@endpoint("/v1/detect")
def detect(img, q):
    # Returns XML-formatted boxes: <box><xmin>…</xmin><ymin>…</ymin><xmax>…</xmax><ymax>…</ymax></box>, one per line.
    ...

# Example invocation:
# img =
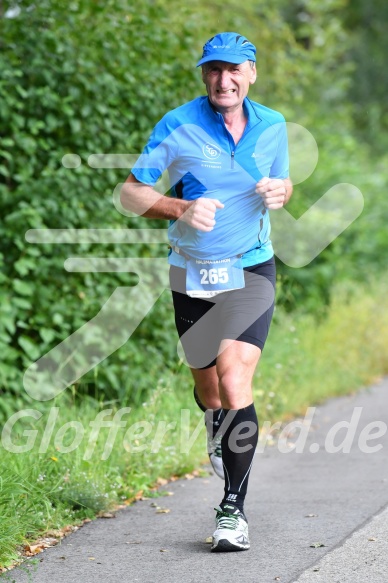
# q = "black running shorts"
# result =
<box><xmin>169</xmin><ymin>256</ymin><xmax>276</xmax><ymax>369</ymax></box>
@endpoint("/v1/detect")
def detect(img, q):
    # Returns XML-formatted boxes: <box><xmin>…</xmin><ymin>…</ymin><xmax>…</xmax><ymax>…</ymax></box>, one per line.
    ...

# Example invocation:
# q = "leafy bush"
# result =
<box><xmin>0</xmin><ymin>0</ymin><xmax>202</xmax><ymax>405</ymax></box>
<box><xmin>1</xmin><ymin>0</ymin><xmax>387</xmax><ymax>407</ymax></box>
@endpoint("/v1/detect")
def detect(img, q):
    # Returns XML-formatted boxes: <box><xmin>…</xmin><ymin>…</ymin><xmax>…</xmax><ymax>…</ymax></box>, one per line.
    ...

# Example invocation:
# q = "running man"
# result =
<box><xmin>121</xmin><ymin>31</ymin><xmax>293</xmax><ymax>552</ymax></box>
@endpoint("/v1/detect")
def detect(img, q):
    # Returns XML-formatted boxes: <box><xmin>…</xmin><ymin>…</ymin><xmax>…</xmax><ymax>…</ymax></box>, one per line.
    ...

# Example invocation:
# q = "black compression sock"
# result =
<box><xmin>220</xmin><ymin>403</ymin><xmax>258</xmax><ymax>514</ymax></box>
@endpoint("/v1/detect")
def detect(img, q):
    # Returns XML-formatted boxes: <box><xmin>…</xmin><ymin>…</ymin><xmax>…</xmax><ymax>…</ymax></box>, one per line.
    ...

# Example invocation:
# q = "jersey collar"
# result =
<box><xmin>205</xmin><ymin>96</ymin><xmax>262</xmax><ymax>129</ymax></box>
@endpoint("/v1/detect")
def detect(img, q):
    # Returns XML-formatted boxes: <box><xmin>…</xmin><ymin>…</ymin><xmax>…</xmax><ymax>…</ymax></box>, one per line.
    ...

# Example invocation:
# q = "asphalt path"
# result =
<box><xmin>4</xmin><ymin>379</ymin><xmax>388</xmax><ymax>583</ymax></box>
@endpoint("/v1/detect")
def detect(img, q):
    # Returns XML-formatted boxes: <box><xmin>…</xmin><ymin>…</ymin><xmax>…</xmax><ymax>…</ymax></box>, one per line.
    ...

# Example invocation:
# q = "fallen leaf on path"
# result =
<box><xmin>24</xmin><ymin>538</ymin><xmax>59</xmax><ymax>556</ymax></box>
<box><xmin>63</xmin><ymin>525</ymin><xmax>78</xmax><ymax>534</ymax></box>
<box><xmin>156</xmin><ymin>477</ymin><xmax>168</xmax><ymax>486</ymax></box>
<box><xmin>310</xmin><ymin>542</ymin><xmax>325</xmax><ymax>548</ymax></box>
<box><xmin>24</xmin><ymin>544</ymin><xmax>44</xmax><ymax>556</ymax></box>
<box><xmin>97</xmin><ymin>512</ymin><xmax>116</xmax><ymax>518</ymax></box>
<box><xmin>368</xmin><ymin>537</ymin><xmax>377</xmax><ymax>541</ymax></box>
<box><xmin>205</xmin><ymin>537</ymin><xmax>212</xmax><ymax>544</ymax></box>
<box><xmin>305</xmin><ymin>514</ymin><xmax>318</xmax><ymax>518</ymax></box>
<box><xmin>156</xmin><ymin>508</ymin><xmax>170</xmax><ymax>514</ymax></box>
<box><xmin>89</xmin><ymin>557</ymin><xmax>95</xmax><ymax>561</ymax></box>
<box><xmin>45</xmin><ymin>529</ymin><xmax>62</xmax><ymax>538</ymax></box>
<box><xmin>41</xmin><ymin>538</ymin><xmax>59</xmax><ymax>547</ymax></box>
<box><xmin>160</xmin><ymin>549</ymin><xmax>169</xmax><ymax>552</ymax></box>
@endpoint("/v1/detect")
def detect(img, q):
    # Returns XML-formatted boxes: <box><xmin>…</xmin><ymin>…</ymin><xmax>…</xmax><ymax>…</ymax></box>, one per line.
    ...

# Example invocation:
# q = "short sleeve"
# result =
<box><xmin>131</xmin><ymin>114</ymin><xmax>180</xmax><ymax>186</ymax></box>
<box><xmin>269</xmin><ymin>120</ymin><xmax>289</xmax><ymax>180</ymax></box>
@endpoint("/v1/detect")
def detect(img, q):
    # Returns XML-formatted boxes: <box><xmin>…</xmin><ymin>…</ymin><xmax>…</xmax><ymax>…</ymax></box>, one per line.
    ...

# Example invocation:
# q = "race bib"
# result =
<box><xmin>186</xmin><ymin>255</ymin><xmax>245</xmax><ymax>298</ymax></box>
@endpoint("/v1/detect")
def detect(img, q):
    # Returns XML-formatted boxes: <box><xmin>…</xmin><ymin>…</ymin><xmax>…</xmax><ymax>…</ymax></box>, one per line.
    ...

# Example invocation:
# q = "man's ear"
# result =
<box><xmin>201</xmin><ymin>67</ymin><xmax>207</xmax><ymax>84</ymax></box>
<box><xmin>249</xmin><ymin>65</ymin><xmax>257</xmax><ymax>85</ymax></box>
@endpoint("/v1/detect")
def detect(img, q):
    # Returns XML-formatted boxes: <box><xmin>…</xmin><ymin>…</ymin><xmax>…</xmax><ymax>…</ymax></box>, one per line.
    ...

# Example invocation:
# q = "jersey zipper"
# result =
<box><xmin>218</xmin><ymin>115</ymin><xmax>256</xmax><ymax>169</ymax></box>
<box><xmin>216</xmin><ymin>112</ymin><xmax>237</xmax><ymax>169</ymax></box>
<box><xmin>228</xmin><ymin>121</ymin><xmax>258</xmax><ymax>166</ymax></box>
<box><xmin>215</xmin><ymin>105</ymin><xmax>259</xmax><ymax>168</ymax></box>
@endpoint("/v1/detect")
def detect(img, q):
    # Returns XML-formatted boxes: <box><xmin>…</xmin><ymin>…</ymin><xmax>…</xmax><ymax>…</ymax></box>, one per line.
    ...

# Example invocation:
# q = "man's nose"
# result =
<box><xmin>218</xmin><ymin>70</ymin><xmax>231</xmax><ymax>89</ymax></box>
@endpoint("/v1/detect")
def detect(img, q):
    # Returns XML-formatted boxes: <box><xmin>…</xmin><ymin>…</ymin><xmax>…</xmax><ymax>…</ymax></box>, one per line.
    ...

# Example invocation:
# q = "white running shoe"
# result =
<box><xmin>211</xmin><ymin>504</ymin><xmax>250</xmax><ymax>552</ymax></box>
<box><xmin>207</xmin><ymin>434</ymin><xmax>224</xmax><ymax>479</ymax></box>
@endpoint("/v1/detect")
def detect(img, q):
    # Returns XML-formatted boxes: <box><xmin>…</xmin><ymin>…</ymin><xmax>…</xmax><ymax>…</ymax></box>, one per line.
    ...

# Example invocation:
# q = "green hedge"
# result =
<box><xmin>1</xmin><ymin>0</ymin><xmax>387</xmax><ymax>412</ymax></box>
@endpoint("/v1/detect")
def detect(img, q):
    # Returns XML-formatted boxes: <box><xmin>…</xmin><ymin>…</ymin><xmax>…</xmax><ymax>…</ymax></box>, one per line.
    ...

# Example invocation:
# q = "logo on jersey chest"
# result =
<box><xmin>203</xmin><ymin>142</ymin><xmax>221</xmax><ymax>160</ymax></box>
<box><xmin>201</xmin><ymin>142</ymin><xmax>222</xmax><ymax>169</ymax></box>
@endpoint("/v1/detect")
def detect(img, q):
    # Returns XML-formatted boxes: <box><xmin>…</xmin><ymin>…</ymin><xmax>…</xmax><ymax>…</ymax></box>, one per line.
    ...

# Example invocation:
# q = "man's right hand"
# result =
<box><xmin>180</xmin><ymin>198</ymin><xmax>224</xmax><ymax>232</ymax></box>
<box><xmin>121</xmin><ymin>176</ymin><xmax>224</xmax><ymax>229</ymax></box>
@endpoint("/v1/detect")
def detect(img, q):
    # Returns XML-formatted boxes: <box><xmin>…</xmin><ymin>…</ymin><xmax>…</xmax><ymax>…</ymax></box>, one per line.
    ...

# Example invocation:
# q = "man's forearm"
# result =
<box><xmin>120</xmin><ymin>176</ymin><xmax>190</xmax><ymax>220</ymax></box>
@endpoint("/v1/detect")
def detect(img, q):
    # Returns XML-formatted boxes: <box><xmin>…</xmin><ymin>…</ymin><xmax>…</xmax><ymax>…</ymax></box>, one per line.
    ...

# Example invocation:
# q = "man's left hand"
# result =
<box><xmin>256</xmin><ymin>177</ymin><xmax>287</xmax><ymax>209</ymax></box>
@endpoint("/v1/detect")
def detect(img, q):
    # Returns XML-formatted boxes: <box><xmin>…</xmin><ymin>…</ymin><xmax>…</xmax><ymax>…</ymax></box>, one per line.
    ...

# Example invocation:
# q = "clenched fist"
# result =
<box><xmin>256</xmin><ymin>177</ymin><xmax>287</xmax><ymax>210</ymax></box>
<box><xmin>180</xmin><ymin>197</ymin><xmax>224</xmax><ymax>232</ymax></box>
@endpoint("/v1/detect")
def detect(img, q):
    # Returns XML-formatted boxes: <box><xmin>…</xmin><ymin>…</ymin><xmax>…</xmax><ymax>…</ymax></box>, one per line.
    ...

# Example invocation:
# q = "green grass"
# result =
<box><xmin>255</xmin><ymin>279</ymin><xmax>388</xmax><ymax>420</ymax></box>
<box><xmin>1</xmin><ymin>280</ymin><xmax>388</xmax><ymax>571</ymax></box>
<box><xmin>0</xmin><ymin>382</ymin><xmax>206</xmax><ymax>571</ymax></box>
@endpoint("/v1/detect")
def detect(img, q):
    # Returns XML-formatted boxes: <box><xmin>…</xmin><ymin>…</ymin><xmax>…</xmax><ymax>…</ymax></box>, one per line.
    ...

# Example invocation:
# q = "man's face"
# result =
<box><xmin>201</xmin><ymin>60</ymin><xmax>257</xmax><ymax>113</ymax></box>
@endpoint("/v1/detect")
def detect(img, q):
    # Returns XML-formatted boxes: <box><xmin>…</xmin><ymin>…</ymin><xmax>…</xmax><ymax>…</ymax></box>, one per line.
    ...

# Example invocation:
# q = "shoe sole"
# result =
<box><xmin>211</xmin><ymin>539</ymin><xmax>250</xmax><ymax>552</ymax></box>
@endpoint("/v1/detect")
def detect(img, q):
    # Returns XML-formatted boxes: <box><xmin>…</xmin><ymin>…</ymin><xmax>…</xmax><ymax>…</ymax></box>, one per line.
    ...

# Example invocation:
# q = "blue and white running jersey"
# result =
<box><xmin>131</xmin><ymin>96</ymin><xmax>289</xmax><ymax>268</ymax></box>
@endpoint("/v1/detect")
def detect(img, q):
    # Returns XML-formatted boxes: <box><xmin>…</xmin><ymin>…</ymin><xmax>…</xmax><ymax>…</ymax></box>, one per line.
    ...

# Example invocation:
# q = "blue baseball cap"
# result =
<box><xmin>196</xmin><ymin>32</ymin><xmax>256</xmax><ymax>67</ymax></box>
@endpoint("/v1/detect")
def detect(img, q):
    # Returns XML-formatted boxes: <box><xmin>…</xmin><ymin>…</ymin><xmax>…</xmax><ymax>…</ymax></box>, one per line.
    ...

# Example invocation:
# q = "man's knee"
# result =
<box><xmin>218</xmin><ymin>369</ymin><xmax>247</xmax><ymax>393</ymax></box>
<box><xmin>217</xmin><ymin>361</ymin><xmax>257</xmax><ymax>409</ymax></box>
